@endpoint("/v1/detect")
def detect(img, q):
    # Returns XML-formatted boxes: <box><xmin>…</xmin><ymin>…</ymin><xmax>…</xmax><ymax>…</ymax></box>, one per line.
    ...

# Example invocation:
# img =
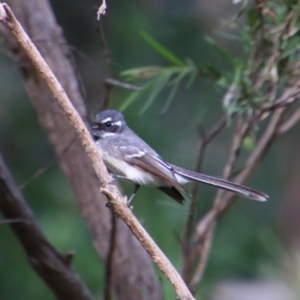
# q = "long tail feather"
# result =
<box><xmin>172</xmin><ymin>165</ymin><xmax>268</xmax><ymax>201</ymax></box>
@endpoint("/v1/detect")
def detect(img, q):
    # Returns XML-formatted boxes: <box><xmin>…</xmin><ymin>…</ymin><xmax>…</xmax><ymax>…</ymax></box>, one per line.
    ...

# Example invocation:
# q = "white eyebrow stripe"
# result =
<box><xmin>114</xmin><ymin>120</ymin><xmax>122</xmax><ymax>126</ymax></box>
<box><xmin>101</xmin><ymin>117</ymin><xmax>112</xmax><ymax>123</ymax></box>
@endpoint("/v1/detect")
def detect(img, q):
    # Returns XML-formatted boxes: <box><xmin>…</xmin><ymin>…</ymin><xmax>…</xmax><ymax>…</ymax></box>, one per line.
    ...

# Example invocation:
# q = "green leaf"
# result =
<box><xmin>217</xmin><ymin>75</ymin><xmax>229</xmax><ymax>88</ymax></box>
<box><xmin>186</xmin><ymin>71</ymin><xmax>197</xmax><ymax>88</ymax></box>
<box><xmin>119</xmin><ymin>82</ymin><xmax>154</xmax><ymax>111</ymax></box>
<box><xmin>167</xmin><ymin>68</ymin><xmax>191</xmax><ymax>85</ymax></box>
<box><xmin>185</xmin><ymin>57</ymin><xmax>196</xmax><ymax>67</ymax></box>
<box><xmin>247</xmin><ymin>6</ymin><xmax>259</xmax><ymax>28</ymax></box>
<box><xmin>204</xmin><ymin>35</ymin><xmax>234</xmax><ymax>64</ymax></box>
<box><xmin>120</xmin><ymin>66</ymin><xmax>165</xmax><ymax>79</ymax></box>
<box><xmin>140</xmin><ymin>31</ymin><xmax>185</xmax><ymax>66</ymax></box>
<box><xmin>198</xmin><ymin>66</ymin><xmax>222</xmax><ymax>80</ymax></box>
<box><xmin>243</xmin><ymin>136</ymin><xmax>255</xmax><ymax>151</ymax></box>
<box><xmin>215</xmin><ymin>31</ymin><xmax>244</xmax><ymax>41</ymax></box>
<box><xmin>161</xmin><ymin>81</ymin><xmax>180</xmax><ymax>113</ymax></box>
<box><xmin>139</xmin><ymin>71</ymin><xmax>173</xmax><ymax>114</ymax></box>
<box><xmin>221</xmin><ymin>0</ymin><xmax>249</xmax><ymax>28</ymax></box>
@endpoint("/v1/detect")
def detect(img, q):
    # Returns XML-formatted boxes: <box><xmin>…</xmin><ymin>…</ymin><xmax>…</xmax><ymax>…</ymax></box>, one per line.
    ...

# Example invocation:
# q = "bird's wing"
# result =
<box><xmin>119</xmin><ymin>145</ymin><xmax>189</xmax><ymax>195</ymax></box>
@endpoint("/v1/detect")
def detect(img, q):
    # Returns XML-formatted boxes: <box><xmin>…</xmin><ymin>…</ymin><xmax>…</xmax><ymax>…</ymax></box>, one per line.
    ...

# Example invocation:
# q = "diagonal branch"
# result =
<box><xmin>195</xmin><ymin>107</ymin><xmax>289</xmax><ymax>241</ymax></box>
<box><xmin>190</xmin><ymin>224</ymin><xmax>214</xmax><ymax>293</ymax></box>
<box><xmin>0</xmin><ymin>153</ymin><xmax>95</xmax><ymax>300</ymax></box>
<box><xmin>182</xmin><ymin>116</ymin><xmax>226</xmax><ymax>283</ymax></box>
<box><xmin>0</xmin><ymin>3</ymin><xmax>194</xmax><ymax>299</ymax></box>
<box><xmin>0</xmin><ymin>0</ymin><xmax>162</xmax><ymax>298</ymax></box>
<box><xmin>279</xmin><ymin>107</ymin><xmax>300</xmax><ymax>134</ymax></box>
<box><xmin>185</xmin><ymin>117</ymin><xmax>253</xmax><ymax>292</ymax></box>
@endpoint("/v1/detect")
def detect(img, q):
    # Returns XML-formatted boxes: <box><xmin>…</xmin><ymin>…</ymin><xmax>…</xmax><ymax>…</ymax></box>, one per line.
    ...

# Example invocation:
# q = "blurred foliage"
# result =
<box><xmin>1</xmin><ymin>0</ymin><xmax>300</xmax><ymax>299</ymax></box>
<box><xmin>120</xmin><ymin>0</ymin><xmax>300</xmax><ymax>122</ymax></box>
<box><xmin>120</xmin><ymin>31</ymin><xmax>221</xmax><ymax>114</ymax></box>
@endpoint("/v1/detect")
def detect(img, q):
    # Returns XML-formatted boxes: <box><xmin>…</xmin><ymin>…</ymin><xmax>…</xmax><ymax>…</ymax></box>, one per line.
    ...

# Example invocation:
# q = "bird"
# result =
<box><xmin>91</xmin><ymin>110</ymin><xmax>268</xmax><ymax>204</ymax></box>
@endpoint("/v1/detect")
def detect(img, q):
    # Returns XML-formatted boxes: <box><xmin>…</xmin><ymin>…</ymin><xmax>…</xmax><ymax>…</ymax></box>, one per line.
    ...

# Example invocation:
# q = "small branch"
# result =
<box><xmin>182</xmin><ymin>116</ymin><xmax>226</xmax><ymax>283</ymax></box>
<box><xmin>0</xmin><ymin>4</ymin><xmax>194</xmax><ymax>299</ymax></box>
<box><xmin>219</xmin><ymin>118</ymin><xmax>250</xmax><ymax>186</ymax></box>
<box><xmin>104</xmin><ymin>210</ymin><xmax>117</xmax><ymax>300</ymax></box>
<box><xmin>104</xmin><ymin>78</ymin><xmax>142</xmax><ymax>91</ymax></box>
<box><xmin>186</xmin><ymin>3</ymin><xmax>300</xmax><ymax>291</ymax></box>
<box><xmin>97</xmin><ymin>0</ymin><xmax>107</xmax><ymax>20</ymax></box>
<box><xmin>102</xmin><ymin>78</ymin><xmax>142</xmax><ymax>110</ymax></box>
<box><xmin>186</xmin><ymin>118</ymin><xmax>251</xmax><ymax>292</ymax></box>
<box><xmin>190</xmin><ymin>226</ymin><xmax>214</xmax><ymax>294</ymax></box>
<box><xmin>18</xmin><ymin>158</ymin><xmax>55</xmax><ymax>189</ymax></box>
<box><xmin>19</xmin><ymin>135</ymin><xmax>77</xmax><ymax>189</ymax></box>
<box><xmin>261</xmin><ymin>95</ymin><xmax>299</xmax><ymax>114</ymax></box>
<box><xmin>100</xmin><ymin>186</ymin><xmax>195</xmax><ymax>300</ymax></box>
<box><xmin>97</xmin><ymin>22</ymin><xmax>112</xmax><ymax>110</ymax></box>
<box><xmin>195</xmin><ymin>107</ymin><xmax>289</xmax><ymax>240</ymax></box>
<box><xmin>0</xmin><ymin>217</ymin><xmax>30</xmax><ymax>224</ymax></box>
<box><xmin>192</xmin><ymin>116</ymin><xmax>228</xmax><ymax>199</ymax></box>
<box><xmin>0</xmin><ymin>153</ymin><xmax>95</xmax><ymax>300</ymax></box>
<box><xmin>0</xmin><ymin>44</ymin><xmax>14</xmax><ymax>59</ymax></box>
<box><xmin>279</xmin><ymin>107</ymin><xmax>300</xmax><ymax>134</ymax></box>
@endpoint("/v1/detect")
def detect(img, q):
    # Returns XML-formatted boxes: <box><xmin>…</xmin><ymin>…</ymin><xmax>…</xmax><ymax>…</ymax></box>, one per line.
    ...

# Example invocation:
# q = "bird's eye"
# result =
<box><xmin>105</xmin><ymin>121</ymin><xmax>112</xmax><ymax>127</ymax></box>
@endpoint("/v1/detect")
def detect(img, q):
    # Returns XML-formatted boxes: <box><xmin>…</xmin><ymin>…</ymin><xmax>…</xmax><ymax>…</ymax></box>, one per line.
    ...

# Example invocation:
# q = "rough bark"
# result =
<box><xmin>0</xmin><ymin>1</ymin><xmax>162</xmax><ymax>299</ymax></box>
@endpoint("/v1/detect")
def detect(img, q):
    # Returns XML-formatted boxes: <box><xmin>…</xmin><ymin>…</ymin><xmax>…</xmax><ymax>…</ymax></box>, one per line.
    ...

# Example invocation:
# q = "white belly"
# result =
<box><xmin>96</xmin><ymin>141</ymin><xmax>163</xmax><ymax>186</ymax></box>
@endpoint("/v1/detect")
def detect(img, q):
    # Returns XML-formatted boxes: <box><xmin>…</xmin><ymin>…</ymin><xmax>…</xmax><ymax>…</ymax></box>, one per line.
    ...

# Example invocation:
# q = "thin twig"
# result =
<box><xmin>192</xmin><ymin>116</ymin><xmax>228</xmax><ymax>200</ymax></box>
<box><xmin>190</xmin><ymin>225</ymin><xmax>214</xmax><ymax>294</ymax></box>
<box><xmin>279</xmin><ymin>107</ymin><xmax>300</xmax><ymax>134</ymax></box>
<box><xmin>19</xmin><ymin>159</ymin><xmax>56</xmax><ymax>189</ymax></box>
<box><xmin>185</xmin><ymin>3</ymin><xmax>300</xmax><ymax>291</ymax></box>
<box><xmin>212</xmin><ymin>118</ymin><xmax>252</xmax><ymax>206</ymax></box>
<box><xmin>182</xmin><ymin>116</ymin><xmax>226</xmax><ymax>283</ymax></box>
<box><xmin>101</xmin><ymin>186</ymin><xmax>195</xmax><ymax>300</ymax></box>
<box><xmin>0</xmin><ymin>153</ymin><xmax>95</xmax><ymax>300</ymax></box>
<box><xmin>187</xmin><ymin>118</ymin><xmax>251</xmax><ymax>292</ymax></box>
<box><xmin>96</xmin><ymin>21</ymin><xmax>117</xmax><ymax>296</ymax></box>
<box><xmin>0</xmin><ymin>44</ymin><xmax>14</xmax><ymax>58</ymax></box>
<box><xmin>0</xmin><ymin>218</ymin><xmax>30</xmax><ymax>225</ymax></box>
<box><xmin>195</xmin><ymin>107</ymin><xmax>289</xmax><ymax>241</ymax></box>
<box><xmin>104</xmin><ymin>210</ymin><xmax>117</xmax><ymax>300</ymax></box>
<box><xmin>19</xmin><ymin>134</ymin><xmax>77</xmax><ymax>189</ymax></box>
<box><xmin>0</xmin><ymin>4</ymin><xmax>194</xmax><ymax>299</ymax></box>
<box><xmin>97</xmin><ymin>22</ymin><xmax>112</xmax><ymax>110</ymax></box>
<box><xmin>104</xmin><ymin>78</ymin><xmax>142</xmax><ymax>91</ymax></box>
<box><xmin>97</xmin><ymin>0</ymin><xmax>107</xmax><ymax>20</ymax></box>
<box><xmin>261</xmin><ymin>95</ymin><xmax>300</xmax><ymax>114</ymax></box>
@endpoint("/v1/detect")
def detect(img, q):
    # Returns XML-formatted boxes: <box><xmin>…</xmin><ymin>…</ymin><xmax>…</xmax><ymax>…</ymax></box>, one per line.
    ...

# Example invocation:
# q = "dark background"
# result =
<box><xmin>0</xmin><ymin>0</ymin><xmax>298</xmax><ymax>299</ymax></box>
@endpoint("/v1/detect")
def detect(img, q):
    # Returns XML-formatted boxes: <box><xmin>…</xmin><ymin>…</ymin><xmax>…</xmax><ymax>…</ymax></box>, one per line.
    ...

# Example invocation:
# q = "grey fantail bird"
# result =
<box><xmin>91</xmin><ymin>110</ymin><xmax>268</xmax><ymax>204</ymax></box>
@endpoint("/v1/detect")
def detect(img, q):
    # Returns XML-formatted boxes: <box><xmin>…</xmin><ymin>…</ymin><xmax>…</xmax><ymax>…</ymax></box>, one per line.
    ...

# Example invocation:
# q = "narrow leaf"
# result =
<box><xmin>139</xmin><ymin>71</ymin><xmax>173</xmax><ymax>114</ymax></box>
<box><xmin>161</xmin><ymin>81</ymin><xmax>180</xmax><ymax>113</ymax></box>
<box><xmin>140</xmin><ymin>31</ymin><xmax>185</xmax><ymax>66</ymax></box>
<box><xmin>119</xmin><ymin>82</ymin><xmax>154</xmax><ymax>111</ymax></box>
<box><xmin>204</xmin><ymin>35</ymin><xmax>234</xmax><ymax>64</ymax></box>
<box><xmin>186</xmin><ymin>72</ymin><xmax>197</xmax><ymax>88</ymax></box>
<box><xmin>120</xmin><ymin>66</ymin><xmax>165</xmax><ymax>79</ymax></box>
<box><xmin>168</xmin><ymin>68</ymin><xmax>190</xmax><ymax>86</ymax></box>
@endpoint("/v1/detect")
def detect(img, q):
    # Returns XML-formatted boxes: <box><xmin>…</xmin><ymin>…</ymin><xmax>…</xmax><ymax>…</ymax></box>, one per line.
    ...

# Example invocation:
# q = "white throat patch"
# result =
<box><xmin>102</xmin><ymin>132</ymin><xmax>116</xmax><ymax>137</ymax></box>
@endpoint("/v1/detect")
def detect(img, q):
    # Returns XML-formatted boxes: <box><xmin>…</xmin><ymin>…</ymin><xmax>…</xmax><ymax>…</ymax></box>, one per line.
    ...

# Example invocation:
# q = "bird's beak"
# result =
<box><xmin>91</xmin><ymin>124</ymin><xmax>100</xmax><ymax>140</ymax></box>
<box><xmin>91</xmin><ymin>124</ymin><xmax>99</xmax><ymax>131</ymax></box>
